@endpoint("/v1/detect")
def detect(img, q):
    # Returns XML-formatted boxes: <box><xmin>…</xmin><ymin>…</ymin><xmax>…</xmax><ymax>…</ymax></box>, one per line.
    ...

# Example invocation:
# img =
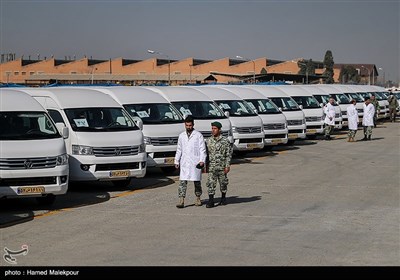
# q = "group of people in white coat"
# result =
<box><xmin>323</xmin><ymin>96</ymin><xmax>375</xmax><ymax>142</ymax></box>
<box><xmin>346</xmin><ymin>96</ymin><xmax>375</xmax><ymax>142</ymax></box>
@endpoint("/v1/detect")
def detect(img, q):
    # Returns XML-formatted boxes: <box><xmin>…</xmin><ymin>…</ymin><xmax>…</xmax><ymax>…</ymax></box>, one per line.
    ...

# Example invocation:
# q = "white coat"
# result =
<box><xmin>346</xmin><ymin>104</ymin><xmax>359</xmax><ymax>130</ymax></box>
<box><xmin>175</xmin><ymin>130</ymin><xmax>207</xmax><ymax>181</ymax></box>
<box><xmin>324</xmin><ymin>102</ymin><xmax>335</xmax><ymax>126</ymax></box>
<box><xmin>362</xmin><ymin>103</ymin><xmax>375</xmax><ymax>127</ymax></box>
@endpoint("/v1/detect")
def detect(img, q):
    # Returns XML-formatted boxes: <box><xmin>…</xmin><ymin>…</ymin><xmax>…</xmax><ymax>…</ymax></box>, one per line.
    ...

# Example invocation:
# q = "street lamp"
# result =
<box><xmin>148</xmin><ymin>49</ymin><xmax>170</xmax><ymax>85</ymax></box>
<box><xmin>236</xmin><ymin>55</ymin><xmax>255</xmax><ymax>84</ymax></box>
<box><xmin>91</xmin><ymin>67</ymin><xmax>97</xmax><ymax>84</ymax></box>
<box><xmin>379</xmin><ymin>67</ymin><xmax>385</xmax><ymax>87</ymax></box>
<box><xmin>189</xmin><ymin>64</ymin><xmax>193</xmax><ymax>84</ymax></box>
<box><xmin>361</xmin><ymin>66</ymin><xmax>371</xmax><ymax>85</ymax></box>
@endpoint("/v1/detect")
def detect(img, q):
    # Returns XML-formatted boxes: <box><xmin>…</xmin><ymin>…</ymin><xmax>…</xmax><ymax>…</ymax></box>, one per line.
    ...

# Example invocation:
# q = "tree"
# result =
<box><xmin>339</xmin><ymin>65</ymin><xmax>361</xmax><ymax>84</ymax></box>
<box><xmin>323</xmin><ymin>50</ymin><xmax>335</xmax><ymax>84</ymax></box>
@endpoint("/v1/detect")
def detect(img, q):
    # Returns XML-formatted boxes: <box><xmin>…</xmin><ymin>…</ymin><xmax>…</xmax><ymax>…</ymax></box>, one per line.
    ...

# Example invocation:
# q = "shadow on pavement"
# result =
<box><xmin>220</xmin><ymin>195</ymin><xmax>262</xmax><ymax>205</ymax></box>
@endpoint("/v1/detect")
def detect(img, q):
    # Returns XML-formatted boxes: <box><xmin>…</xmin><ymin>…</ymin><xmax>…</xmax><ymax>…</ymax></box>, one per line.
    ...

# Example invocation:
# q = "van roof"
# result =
<box><xmin>0</xmin><ymin>89</ymin><xmax>45</xmax><ymax>112</ymax></box>
<box><xmin>245</xmin><ymin>85</ymin><xmax>289</xmax><ymax>97</ymax></box>
<box><xmin>145</xmin><ymin>86</ymin><xmax>213</xmax><ymax>102</ymax></box>
<box><xmin>274</xmin><ymin>85</ymin><xmax>313</xmax><ymax>96</ymax></box>
<box><xmin>92</xmin><ymin>87</ymin><xmax>170</xmax><ymax>105</ymax></box>
<box><xmin>219</xmin><ymin>86</ymin><xmax>268</xmax><ymax>100</ymax></box>
<box><xmin>16</xmin><ymin>87</ymin><xmax>122</xmax><ymax>109</ymax></box>
<box><xmin>192</xmin><ymin>87</ymin><xmax>242</xmax><ymax>101</ymax></box>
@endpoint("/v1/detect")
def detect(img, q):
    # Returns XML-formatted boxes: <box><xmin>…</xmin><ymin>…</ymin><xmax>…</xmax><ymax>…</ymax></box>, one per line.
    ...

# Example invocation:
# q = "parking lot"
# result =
<box><xmin>1</xmin><ymin>122</ymin><xmax>399</xmax><ymax>266</ymax></box>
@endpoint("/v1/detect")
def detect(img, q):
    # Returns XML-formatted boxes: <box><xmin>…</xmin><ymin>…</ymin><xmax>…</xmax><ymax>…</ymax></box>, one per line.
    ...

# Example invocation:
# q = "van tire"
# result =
<box><xmin>286</xmin><ymin>140</ymin><xmax>296</xmax><ymax>145</ymax></box>
<box><xmin>36</xmin><ymin>194</ymin><xmax>56</xmax><ymax>206</ymax></box>
<box><xmin>112</xmin><ymin>179</ymin><xmax>131</xmax><ymax>189</ymax></box>
<box><xmin>161</xmin><ymin>166</ymin><xmax>177</xmax><ymax>175</ymax></box>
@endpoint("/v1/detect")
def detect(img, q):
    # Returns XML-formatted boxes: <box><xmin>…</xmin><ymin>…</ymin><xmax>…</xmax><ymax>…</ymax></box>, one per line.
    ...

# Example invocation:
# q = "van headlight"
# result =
<box><xmin>139</xmin><ymin>143</ymin><xmax>146</xmax><ymax>153</ymax></box>
<box><xmin>56</xmin><ymin>154</ymin><xmax>68</xmax><ymax>165</ymax></box>
<box><xmin>72</xmin><ymin>145</ymin><xmax>94</xmax><ymax>155</ymax></box>
<box><xmin>302</xmin><ymin>119</ymin><xmax>306</xmax><ymax>125</ymax></box>
<box><xmin>144</xmin><ymin>137</ymin><xmax>151</xmax><ymax>145</ymax></box>
<box><xmin>231</xmin><ymin>126</ymin><xmax>237</xmax><ymax>133</ymax></box>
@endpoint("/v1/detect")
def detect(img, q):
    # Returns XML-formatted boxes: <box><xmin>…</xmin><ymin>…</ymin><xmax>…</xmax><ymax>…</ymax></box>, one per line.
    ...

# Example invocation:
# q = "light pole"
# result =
<box><xmin>379</xmin><ymin>67</ymin><xmax>385</xmax><ymax>87</ymax></box>
<box><xmin>148</xmin><ymin>49</ymin><xmax>170</xmax><ymax>85</ymax></box>
<box><xmin>361</xmin><ymin>66</ymin><xmax>371</xmax><ymax>85</ymax></box>
<box><xmin>91</xmin><ymin>67</ymin><xmax>97</xmax><ymax>84</ymax></box>
<box><xmin>236</xmin><ymin>55</ymin><xmax>255</xmax><ymax>84</ymax></box>
<box><xmin>189</xmin><ymin>64</ymin><xmax>193</xmax><ymax>84</ymax></box>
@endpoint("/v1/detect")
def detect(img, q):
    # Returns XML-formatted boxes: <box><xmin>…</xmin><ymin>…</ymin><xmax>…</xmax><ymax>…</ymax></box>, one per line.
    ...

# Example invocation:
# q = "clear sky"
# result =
<box><xmin>1</xmin><ymin>0</ymin><xmax>399</xmax><ymax>84</ymax></box>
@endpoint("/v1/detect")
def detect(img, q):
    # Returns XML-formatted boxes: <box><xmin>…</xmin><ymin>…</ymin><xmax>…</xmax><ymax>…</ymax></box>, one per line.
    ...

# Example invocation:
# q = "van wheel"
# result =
<box><xmin>36</xmin><ymin>194</ymin><xmax>56</xmax><ymax>206</ymax></box>
<box><xmin>307</xmin><ymin>135</ymin><xmax>317</xmax><ymax>140</ymax></box>
<box><xmin>286</xmin><ymin>140</ymin><xmax>296</xmax><ymax>145</ymax></box>
<box><xmin>112</xmin><ymin>179</ymin><xmax>131</xmax><ymax>188</ymax></box>
<box><xmin>161</xmin><ymin>166</ymin><xmax>177</xmax><ymax>175</ymax></box>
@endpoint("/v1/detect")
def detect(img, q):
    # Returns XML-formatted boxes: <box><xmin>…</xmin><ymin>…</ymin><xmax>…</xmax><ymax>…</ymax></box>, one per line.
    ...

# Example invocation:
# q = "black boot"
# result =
<box><xmin>219</xmin><ymin>193</ymin><xmax>227</xmax><ymax>206</ymax></box>
<box><xmin>368</xmin><ymin>135</ymin><xmax>371</xmax><ymax>141</ymax></box>
<box><xmin>206</xmin><ymin>195</ymin><xmax>214</xmax><ymax>208</ymax></box>
<box><xmin>362</xmin><ymin>136</ymin><xmax>368</xmax><ymax>141</ymax></box>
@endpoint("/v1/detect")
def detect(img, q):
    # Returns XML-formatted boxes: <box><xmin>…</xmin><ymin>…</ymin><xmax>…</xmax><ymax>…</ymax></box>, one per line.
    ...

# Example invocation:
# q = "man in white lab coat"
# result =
<box><xmin>323</xmin><ymin>97</ymin><xmax>336</xmax><ymax>140</ymax></box>
<box><xmin>175</xmin><ymin>115</ymin><xmax>207</xmax><ymax>208</ymax></box>
<box><xmin>346</xmin><ymin>99</ymin><xmax>359</xmax><ymax>142</ymax></box>
<box><xmin>362</xmin><ymin>97</ymin><xmax>375</xmax><ymax>141</ymax></box>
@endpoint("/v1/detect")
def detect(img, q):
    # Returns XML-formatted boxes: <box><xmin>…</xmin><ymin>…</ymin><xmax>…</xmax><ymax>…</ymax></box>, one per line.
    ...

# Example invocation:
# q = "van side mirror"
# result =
<box><xmin>299</xmin><ymin>105</ymin><xmax>303</xmax><ymax>110</ymax></box>
<box><xmin>55</xmin><ymin>122</ymin><xmax>68</xmax><ymax>138</ymax></box>
<box><xmin>278</xmin><ymin>107</ymin><xmax>283</xmax><ymax>112</ymax></box>
<box><xmin>135</xmin><ymin>118</ymin><xmax>143</xmax><ymax>130</ymax></box>
<box><xmin>62</xmin><ymin>127</ymin><xmax>69</xmax><ymax>139</ymax></box>
<box><xmin>224</xmin><ymin>111</ymin><xmax>230</xmax><ymax>118</ymax></box>
<box><xmin>320</xmin><ymin>103</ymin><xmax>324</xmax><ymax>108</ymax></box>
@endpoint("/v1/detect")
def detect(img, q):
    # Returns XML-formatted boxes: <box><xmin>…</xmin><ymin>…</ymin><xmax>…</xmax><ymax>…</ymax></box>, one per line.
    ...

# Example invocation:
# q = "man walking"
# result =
<box><xmin>346</xmin><ymin>99</ymin><xmax>359</xmax><ymax>142</ymax></box>
<box><xmin>362</xmin><ymin>97</ymin><xmax>375</xmax><ymax>141</ymax></box>
<box><xmin>205</xmin><ymin>121</ymin><xmax>232</xmax><ymax>208</ymax></box>
<box><xmin>175</xmin><ymin>115</ymin><xmax>207</xmax><ymax>208</ymax></box>
<box><xmin>323</xmin><ymin>97</ymin><xmax>336</xmax><ymax>140</ymax></box>
<box><xmin>387</xmin><ymin>92</ymin><xmax>399</xmax><ymax>122</ymax></box>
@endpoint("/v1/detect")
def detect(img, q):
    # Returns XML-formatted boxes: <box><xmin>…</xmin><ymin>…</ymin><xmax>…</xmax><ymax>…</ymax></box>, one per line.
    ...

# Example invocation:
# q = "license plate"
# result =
<box><xmin>288</xmin><ymin>133</ymin><xmax>298</xmax><ymax>139</ymax></box>
<box><xmin>307</xmin><ymin>129</ymin><xmax>317</xmax><ymax>134</ymax></box>
<box><xmin>109</xmin><ymin>170</ymin><xmax>130</xmax><ymax>178</ymax></box>
<box><xmin>17</xmin><ymin>186</ymin><xmax>45</xmax><ymax>195</ymax></box>
<box><xmin>164</xmin><ymin>157</ymin><xmax>175</xmax><ymax>164</ymax></box>
<box><xmin>271</xmin><ymin>139</ymin><xmax>282</xmax><ymax>144</ymax></box>
<box><xmin>247</xmin><ymin>143</ymin><xmax>260</xmax><ymax>149</ymax></box>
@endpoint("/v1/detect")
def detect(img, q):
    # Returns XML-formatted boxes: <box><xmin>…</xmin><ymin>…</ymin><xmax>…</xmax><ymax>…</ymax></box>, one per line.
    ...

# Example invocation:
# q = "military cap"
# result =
<box><xmin>211</xmin><ymin>121</ymin><xmax>222</xmax><ymax>129</ymax></box>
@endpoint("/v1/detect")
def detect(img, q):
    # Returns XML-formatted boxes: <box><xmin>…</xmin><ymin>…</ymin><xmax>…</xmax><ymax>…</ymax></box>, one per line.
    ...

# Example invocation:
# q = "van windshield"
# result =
<box><xmin>330</xmin><ymin>94</ymin><xmax>351</xmax><ymax>104</ymax></box>
<box><xmin>344</xmin><ymin>92</ymin><xmax>363</xmax><ymax>102</ymax></box>
<box><xmin>374</xmin><ymin>92</ymin><xmax>387</xmax><ymax>100</ymax></box>
<box><xmin>269</xmin><ymin>97</ymin><xmax>301</xmax><ymax>111</ymax></box>
<box><xmin>172</xmin><ymin>101</ymin><xmax>226</xmax><ymax>119</ymax></box>
<box><xmin>215</xmin><ymin>100</ymin><xmax>257</xmax><ymax>117</ymax></box>
<box><xmin>0</xmin><ymin>112</ymin><xmax>61</xmax><ymax>140</ymax></box>
<box><xmin>124</xmin><ymin>103</ymin><xmax>183</xmax><ymax>124</ymax></box>
<box><xmin>65</xmin><ymin>107</ymin><xmax>138</xmax><ymax>132</ymax></box>
<box><xmin>245</xmin><ymin>99</ymin><xmax>281</xmax><ymax>114</ymax></box>
<box><xmin>291</xmin><ymin>96</ymin><xmax>321</xmax><ymax>109</ymax></box>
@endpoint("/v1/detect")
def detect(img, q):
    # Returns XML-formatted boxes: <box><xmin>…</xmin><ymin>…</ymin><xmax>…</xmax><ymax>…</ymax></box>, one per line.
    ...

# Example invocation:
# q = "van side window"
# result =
<box><xmin>48</xmin><ymin>109</ymin><xmax>65</xmax><ymax>124</ymax></box>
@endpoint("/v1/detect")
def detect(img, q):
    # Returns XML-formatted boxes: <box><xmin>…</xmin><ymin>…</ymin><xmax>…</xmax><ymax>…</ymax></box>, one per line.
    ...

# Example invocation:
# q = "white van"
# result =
<box><xmin>275</xmin><ymin>85</ymin><xmax>324</xmax><ymax>138</ymax></box>
<box><xmin>92</xmin><ymin>86</ymin><xmax>184</xmax><ymax>173</ymax></box>
<box><xmin>16</xmin><ymin>87</ymin><xmax>146</xmax><ymax>188</ymax></box>
<box><xmin>247</xmin><ymin>86</ymin><xmax>306</xmax><ymax>143</ymax></box>
<box><xmin>0</xmin><ymin>89</ymin><xmax>68</xmax><ymax>205</ymax></box>
<box><xmin>298</xmin><ymin>85</ymin><xmax>343</xmax><ymax>130</ymax></box>
<box><xmin>146</xmin><ymin>86</ymin><xmax>233</xmax><ymax>144</ymax></box>
<box><xmin>218</xmin><ymin>86</ymin><xmax>288</xmax><ymax>146</ymax></box>
<box><xmin>329</xmin><ymin>84</ymin><xmax>365</xmax><ymax>118</ymax></box>
<box><xmin>191</xmin><ymin>86</ymin><xmax>265</xmax><ymax>151</ymax></box>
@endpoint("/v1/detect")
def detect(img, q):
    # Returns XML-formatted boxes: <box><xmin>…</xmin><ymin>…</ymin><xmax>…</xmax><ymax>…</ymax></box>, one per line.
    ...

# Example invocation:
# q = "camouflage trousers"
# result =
<box><xmin>347</xmin><ymin>129</ymin><xmax>357</xmax><ymax>138</ymax></box>
<box><xmin>323</xmin><ymin>124</ymin><xmax>334</xmax><ymax>136</ymax></box>
<box><xmin>206</xmin><ymin>169</ymin><xmax>228</xmax><ymax>195</ymax></box>
<box><xmin>178</xmin><ymin>180</ymin><xmax>202</xmax><ymax>198</ymax></box>
<box><xmin>363</xmin><ymin>126</ymin><xmax>373</xmax><ymax>137</ymax></box>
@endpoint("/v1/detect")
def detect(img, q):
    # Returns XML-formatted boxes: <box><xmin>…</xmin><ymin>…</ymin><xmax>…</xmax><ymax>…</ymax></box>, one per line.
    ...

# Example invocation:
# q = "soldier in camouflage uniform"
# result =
<box><xmin>205</xmin><ymin>121</ymin><xmax>232</xmax><ymax>208</ymax></box>
<box><xmin>370</xmin><ymin>94</ymin><xmax>380</xmax><ymax>127</ymax></box>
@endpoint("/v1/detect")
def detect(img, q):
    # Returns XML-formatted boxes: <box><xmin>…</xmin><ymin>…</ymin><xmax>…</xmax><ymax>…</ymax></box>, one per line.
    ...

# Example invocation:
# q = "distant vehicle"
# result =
<box><xmin>0</xmin><ymin>89</ymin><xmax>69</xmax><ymax>205</ymax></box>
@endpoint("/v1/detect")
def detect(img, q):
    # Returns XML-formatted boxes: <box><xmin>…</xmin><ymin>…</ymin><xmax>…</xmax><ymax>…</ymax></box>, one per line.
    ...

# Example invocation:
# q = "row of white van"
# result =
<box><xmin>0</xmin><ymin>84</ymin><xmax>391</xmax><ymax>205</ymax></box>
